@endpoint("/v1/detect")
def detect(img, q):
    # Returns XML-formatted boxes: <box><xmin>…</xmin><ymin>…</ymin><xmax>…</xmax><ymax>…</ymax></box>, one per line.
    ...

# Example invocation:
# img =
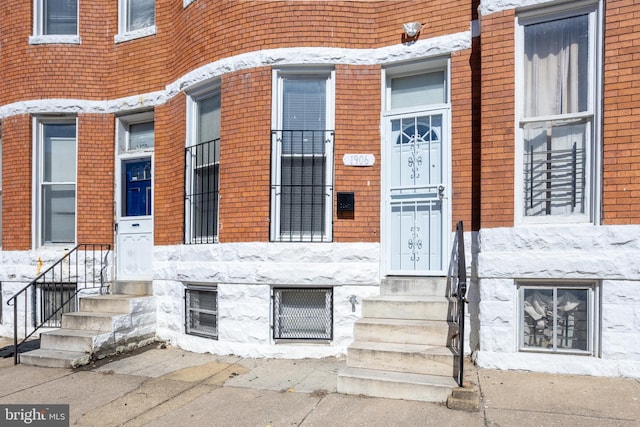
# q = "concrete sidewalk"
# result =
<box><xmin>0</xmin><ymin>339</ymin><xmax>638</xmax><ymax>426</ymax></box>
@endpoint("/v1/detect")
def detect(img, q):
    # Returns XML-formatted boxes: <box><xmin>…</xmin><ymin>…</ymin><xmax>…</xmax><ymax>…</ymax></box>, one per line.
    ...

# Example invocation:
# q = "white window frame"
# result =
<box><xmin>270</xmin><ymin>68</ymin><xmax>335</xmax><ymax>242</ymax></box>
<box><xmin>185</xmin><ymin>284</ymin><xmax>218</xmax><ymax>339</ymax></box>
<box><xmin>272</xmin><ymin>287</ymin><xmax>333</xmax><ymax>341</ymax></box>
<box><xmin>518</xmin><ymin>281</ymin><xmax>600</xmax><ymax>356</ymax></box>
<box><xmin>185</xmin><ymin>85</ymin><xmax>221</xmax><ymax>244</ymax></box>
<box><xmin>115</xmin><ymin>0</ymin><xmax>157</xmax><ymax>43</ymax></box>
<box><xmin>30</xmin><ymin>0</ymin><xmax>81</xmax><ymax>45</ymax></box>
<box><xmin>515</xmin><ymin>1</ymin><xmax>602</xmax><ymax>225</ymax></box>
<box><xmin>32</xmin><ymin>117</ymin><xmax>78</xmax><ymax>248</ymax></box>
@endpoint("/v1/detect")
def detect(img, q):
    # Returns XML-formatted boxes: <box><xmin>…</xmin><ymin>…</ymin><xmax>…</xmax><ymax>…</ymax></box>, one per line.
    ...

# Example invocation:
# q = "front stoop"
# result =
<box><xmin>19</xmin><ymin>281</ymin><xmax>156</xmax><ymax>368</ymax></box>
<box><xmin>338</xmin><ymin>277</ymin><xmax>460</xmax><ymax>403</ymax></box>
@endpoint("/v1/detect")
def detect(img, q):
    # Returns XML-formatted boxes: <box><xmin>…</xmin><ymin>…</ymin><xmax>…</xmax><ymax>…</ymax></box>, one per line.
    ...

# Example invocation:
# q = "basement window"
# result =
<box><xmin>185</xmin><ymin>285</ymin><xmax>218</xmax><ymax>339</ymax></box>
<box><xmin>40</xmin><ymin>283</ymin><xmax>77</xmax><ymax>327</ymax></box>
<box><xmin>519</xmin><ymin>282</ymin><xmax>599</xmax><ymax>355</ymax></box>
<box><xmin>273</xmin><ymin>288</ymin><xmax>333</xmax><ymax>341</ymax></box>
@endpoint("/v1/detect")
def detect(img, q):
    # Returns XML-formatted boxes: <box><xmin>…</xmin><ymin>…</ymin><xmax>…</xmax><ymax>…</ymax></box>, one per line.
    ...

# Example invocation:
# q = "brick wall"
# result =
<box><xmin>334</xmin><ymin>65</ymin><xmax>381</xmax><ymax>242</ymax></box>
<box><xmin>451</xmin><ymin>46</ymin><xmax>480</xmax><ymax>231</ymax></box>
<box><xmin>1</xmin><ymin>115</ymin><xmax>32</xmax><ymax>250</ymax></box>
<box><xmin>77</xmin><ymin>114</ymin><xmax>114</xmax><ymax>244</ymax></box>
<box><xmin>154</xmin><ymin>95</ymin><xmax>187</xmax><ymax>246</ymax></box>
<box><xmin>479</xmin><ymin>10</ymin><xmax>516</xmax><ymax>228</ymax></box>
<box><xmin>602</xmin><ymin>0</ymin><xmax>640</xmax><ymax>224</ymax></box>
<box><xmin>218</xmin><ymin>68</ymin><xmax>272</xmax><ymax>242</ymax></box>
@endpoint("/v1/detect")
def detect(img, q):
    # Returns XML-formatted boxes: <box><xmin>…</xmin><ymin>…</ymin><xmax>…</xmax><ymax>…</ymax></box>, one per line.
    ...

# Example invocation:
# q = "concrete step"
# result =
<box><xmin>337</xmin><ymin>366</ymin><xmax>457</xmax><ymax>403</ymax></box>
<box><xmin>18</xmin><ymin>349</ymin><xmax>91</xmax><ymax>369</ymax></box>
<box><xmin>353</xmin><ymin>318</ymin><xmax>456</xmax><ymax>346</ymax></box>
<box><xmin>110</xmin><ymin>281</ymin><xmax>153</xmax><ymax>296</ymax></box>
<box><xmin>381</xmin><ymin>277</ymin><xmax>448</xmax><ymax>297</ymax></box>
<box><xmin>61</xmin><ymin>312</ymin><xmax>119</xmax><ymax>332</ymax></box>
<box><xmin>39</xmin><ymin>329</ymin><xmax>110</xmax><ymax>353</ymax></box>
<box><xmin>79</xmin><ymin>294</ymin><xmax>142</xmax><ymax>314</ymax></box>
<box><xmin>362</xmin><ymin>295</ymin><xmax>452</xmax><ymax>321</ymax></box>
<box><xmin>346</xmin><ymin>341</ymin><xmax>456</xmax><ymax>377</ymax></box>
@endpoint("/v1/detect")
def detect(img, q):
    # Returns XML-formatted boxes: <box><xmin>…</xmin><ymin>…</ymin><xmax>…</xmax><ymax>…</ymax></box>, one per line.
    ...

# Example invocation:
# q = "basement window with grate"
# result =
<box><xmin>185</xmin><ymin>285</ymin><xmax>218</xmax><ymax>339</ymax></box>
<box><xmin>273</xmin><ymin>288</ymin><xmax>333</xmax><ymax>341</ymax></box>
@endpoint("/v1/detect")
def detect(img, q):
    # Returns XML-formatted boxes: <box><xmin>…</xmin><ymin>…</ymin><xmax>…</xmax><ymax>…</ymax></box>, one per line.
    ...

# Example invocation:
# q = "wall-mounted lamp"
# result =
<box><xmin>403</xmin><ymin>22</ymin><xmax>423</xmax><ymax>38</ymax></box>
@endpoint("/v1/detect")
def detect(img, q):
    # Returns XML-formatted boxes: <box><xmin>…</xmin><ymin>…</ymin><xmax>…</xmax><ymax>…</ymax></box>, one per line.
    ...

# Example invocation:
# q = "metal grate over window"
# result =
<box><xmin>185</xmin><ymin>138</ymin><xmax>219</xmax><ymax>244</ymax></box>
<box><xmin>271</xmin><ymin>130</ymin><xmax>333</xmax><ymax>242</ymax></box>
<box><xmin>185</xmin><ymin>286</ymin><xmax>218</xmax><ymax>339</ymax></box>
<box><xmin>273</xmin><ymin>288</ymin><xmax>333</xmax><ymax>340</ymax></box>
<box><xmin>40</xmin><ymin>283</ymin><xmax>77</xmax><ymax>328</ymax></box>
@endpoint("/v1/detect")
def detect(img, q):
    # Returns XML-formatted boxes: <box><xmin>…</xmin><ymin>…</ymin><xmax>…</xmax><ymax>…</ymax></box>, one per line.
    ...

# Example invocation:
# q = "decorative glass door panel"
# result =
<box><xmin>387</xmin><ymin>113</ymin><xmax>447</xmax><ymax>274</ymax></box>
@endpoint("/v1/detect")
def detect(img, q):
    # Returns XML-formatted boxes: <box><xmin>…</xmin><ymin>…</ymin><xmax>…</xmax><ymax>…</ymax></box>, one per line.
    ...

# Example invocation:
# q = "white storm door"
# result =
<box><xmin>387</xmin><ymin>112</ymin><xmax>448</xmax><ymax>275</ymax></box>
<box><xmin>117</xmin><ymin>156</ymin><xmax>153</xmax><ymax>281</ymax></box>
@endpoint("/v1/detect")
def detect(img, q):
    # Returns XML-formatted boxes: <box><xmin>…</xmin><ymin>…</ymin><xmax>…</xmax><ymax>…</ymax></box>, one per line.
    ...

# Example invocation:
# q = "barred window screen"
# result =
<box><xmin>272</xmin><ymin>74</ymin><xmax>333</xmax><ymax>242</ymax></box>
<box><xmin>186</xmin><ymin>93</ymin><xmax>220</xmax><ymax>244</ymax></box>
<box><xmin>273</xmin><ymin>288</ymin><xmax>333</xmax><ymax>340</ymax></box>
<box><xmin>40</xmin><ymin>283</ymin><xmax>77</xmax><ymax>327</ymax></box>
<box><xmin>186</xmin><ymin>139</ymin><xmax>219</xmax><ymax>243</ymax></box>
<box><xmin>277</xmin><ymin>130</ymin><xmax>330</xmax><ymax>241</ymax></box>
<box><xmin>185</xmin><ymin>287</ymin><xmax>218</xmax><ymax>339</ymax></box>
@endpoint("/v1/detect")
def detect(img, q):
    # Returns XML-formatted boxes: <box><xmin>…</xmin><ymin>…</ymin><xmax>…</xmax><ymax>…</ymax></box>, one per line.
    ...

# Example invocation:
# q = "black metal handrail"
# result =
<box><xmin>6</xmin><ymin>244</ymin><xmax>111</xmax><ymax>364</ymax></box>
<box><xmin>449</xmin><ymin>221</ymin><xmax>467</xmax><ymax>387</ymax></box>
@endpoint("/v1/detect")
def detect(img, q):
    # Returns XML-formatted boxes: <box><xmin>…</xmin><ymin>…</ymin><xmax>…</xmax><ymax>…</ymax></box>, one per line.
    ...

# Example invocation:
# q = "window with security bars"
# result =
<box><xmin>271</xmin><ymin>73</ymin><xmax>334</xmax><ymax>242</ymax></box>
<box><xmin>186</xmin><ymin>93</ymin><xmax>220</xmax><ymax>244</ymax></box>
<box><xmin>273</xmin><ymin>288</ymin><xmax>333</xmax><ymax>340</ymax></box>
<box><xmin>185</xmin><ymin>286</ymin><xmax>218</xmax><ymax>339</ymax></box>
<box><xmin>40</xmin><ymin>284</ymin><xmax>77</xmax><ymax>327</ymax></box>
<box><xmin>519</xmin><ymin>283</ymin><xmax>598</xmax><ymax>355</ymax></box>
<box><xmin>518</xmin><ymin>7</ymin><xmax>598</xmax><ymax>221</ymax></box>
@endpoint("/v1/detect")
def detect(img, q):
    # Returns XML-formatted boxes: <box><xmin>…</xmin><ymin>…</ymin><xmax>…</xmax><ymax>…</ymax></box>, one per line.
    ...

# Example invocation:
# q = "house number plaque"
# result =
<box><xmin>343</xmin><ymin>154</ymin><xmax>375</xmax><ymax>167</ymax></box>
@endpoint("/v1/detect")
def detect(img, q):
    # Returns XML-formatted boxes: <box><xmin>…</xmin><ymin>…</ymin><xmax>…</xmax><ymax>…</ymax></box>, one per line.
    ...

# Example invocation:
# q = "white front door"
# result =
<box><xmin>386</xmin><ymin>112</ymin><xmax>449</xmax><ymax>275</ymax></box>
<box><xmin>116</xmin><ymin>157</ymin><xmax>153</xmax><ymax>281</ymax></box>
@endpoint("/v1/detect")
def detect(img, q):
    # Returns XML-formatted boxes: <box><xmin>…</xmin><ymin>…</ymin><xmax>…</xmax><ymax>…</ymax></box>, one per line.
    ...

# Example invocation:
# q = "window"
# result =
<box><xmin>119</xmin><ymin>0</ymin><xmax>155</xmax><ymax>34</ymax></box>
<box><xmin>186</xmin><ymin>91</ymin><xmax>220</xmax><ymax>244</ymax></box>
<box><xmin>185</xmin><ymin>286</ymin><xmax>218</xmax><ymax>339</ymax></box>
<box><xmin>34</xmin><ymin>119</ymin><xmax>77</xmax><ymax>246</ymax></box>
<box><xmin>517</xmin><ymin>4</ymin><xmax>599</xmax><ymax>222</ymax></box>
<box><xmin>34</xmin><ymin>0</ymin><xmax>78</xmax><ymax>36</ymax></box>
<box><xmin>519</xmin><ymin>282</ymin><xmax>599</xmax><ymax>355</ymax></box>
<box><xmin>271</xmin><ymin>70</ymin><xmax>334</xmax><ymax>242</ymax></box>
<box><xmin>41</xmin><ymin>283</ymin><xmax>77</xmax><ymax>327</ymax></box>
<box><xmin>273</xmin><ymin>288</ymin><xmax>333</xmax><ymax>340</ymax></box>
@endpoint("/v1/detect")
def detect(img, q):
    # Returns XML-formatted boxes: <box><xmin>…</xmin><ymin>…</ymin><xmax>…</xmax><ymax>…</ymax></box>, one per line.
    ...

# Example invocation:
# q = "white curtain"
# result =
<box><xmin>523</xmin><ymin>15</ymin><xmax>589</xmax><ymax>217</ymax></box>
<box><xmin>524</xmin><ymin>15</ymin><xmax>589</xmax><ymax>118</ymax></box>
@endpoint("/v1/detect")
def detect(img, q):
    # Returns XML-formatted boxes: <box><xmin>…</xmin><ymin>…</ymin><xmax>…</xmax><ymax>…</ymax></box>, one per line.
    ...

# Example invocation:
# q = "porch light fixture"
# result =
<box><xmin>403</xmin><ymin>22</ymin><xmax>423</xmax><ymax>37</ymax></box>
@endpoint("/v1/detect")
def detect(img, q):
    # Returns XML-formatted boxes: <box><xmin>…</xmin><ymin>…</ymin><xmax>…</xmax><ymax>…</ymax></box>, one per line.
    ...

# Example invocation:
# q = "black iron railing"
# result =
<box><xmin>6</xmin><ymin>244</ymin><xmax>111</xmax><ymax>364</ymax></box>
<box><xmin>449</xmin><ymin>221</ymin><xmax>467</xmax><ymax>387</ymax></box>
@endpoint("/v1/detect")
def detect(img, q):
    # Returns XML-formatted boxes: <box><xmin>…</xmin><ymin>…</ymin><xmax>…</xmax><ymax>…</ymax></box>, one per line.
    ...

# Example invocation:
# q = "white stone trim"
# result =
<box><xmin>28</xmin><ymin>35</ymin><xmax>81</xmax><ymax>45</ymax></box>
<box><xmin>1</xmin><ymin>32</ymin><xmax>471</xmax><ymax>120</ymax></box>
<box><xmin>114</xmin><ymin>25</ymin><xmax>157</xmax><ymax>44</ymax></box>
<box><xmin>184</xmin><ymin>0</ymin><xmax>195</xmax><ymax>7</ymax></box>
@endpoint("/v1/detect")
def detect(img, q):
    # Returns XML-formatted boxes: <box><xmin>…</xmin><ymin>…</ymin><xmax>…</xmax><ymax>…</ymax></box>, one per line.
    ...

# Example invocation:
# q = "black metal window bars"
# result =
<box><xmin>185</xmin><ymin>138</ymin><xmax>220</xmax><ymax>244</ymax></box>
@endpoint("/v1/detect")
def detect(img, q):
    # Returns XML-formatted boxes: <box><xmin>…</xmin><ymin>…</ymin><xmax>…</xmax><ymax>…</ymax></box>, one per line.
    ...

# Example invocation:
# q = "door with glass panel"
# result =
<box><xmin>384</xmin><ymin>68</ymin><xmax>449</xmax><ymax>275</ymax></box>
<box><xmin>387</xmin><ymin>113</ymin><xmax>447</xmax><ymax>274</ymax></box>
<box><xmin>116</xmin><ymin>119</ymin><xmax>154</xmax><ymax>281</ymax></box>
